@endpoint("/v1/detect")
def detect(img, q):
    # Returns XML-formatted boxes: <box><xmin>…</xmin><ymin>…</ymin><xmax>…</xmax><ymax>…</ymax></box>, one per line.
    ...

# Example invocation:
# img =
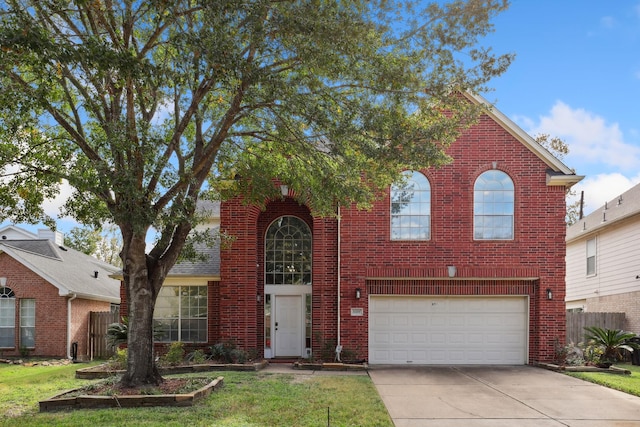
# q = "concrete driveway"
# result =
<box><xmin>369</xmin><ymin>365</ymin><xmax>640</xmax><ymax>426</ymax></box>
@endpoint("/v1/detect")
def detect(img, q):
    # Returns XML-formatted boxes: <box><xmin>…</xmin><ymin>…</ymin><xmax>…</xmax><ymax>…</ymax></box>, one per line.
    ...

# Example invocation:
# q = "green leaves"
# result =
<box><xmin>583</xmin><ymin>326</ymin><xmax>638</xmax><ymax>362</ymax></box>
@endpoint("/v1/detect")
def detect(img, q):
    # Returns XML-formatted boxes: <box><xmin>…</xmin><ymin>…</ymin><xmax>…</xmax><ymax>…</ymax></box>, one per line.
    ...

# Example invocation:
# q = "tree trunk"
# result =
<box><xmin>120</xmin><ymin>233</ymin><xmax>163</xmax><ymax>387</ymax></box>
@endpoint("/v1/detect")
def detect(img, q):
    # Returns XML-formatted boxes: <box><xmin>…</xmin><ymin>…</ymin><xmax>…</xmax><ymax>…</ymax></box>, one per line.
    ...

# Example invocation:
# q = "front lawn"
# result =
<box><xmin>565</xmin><ymin>363</ymin><xmax>640</xmax><ymax>397</ymax></box>
<box><xmin>0</xmin><ymin>362</ymin><xmax>392</xmax><ymax>427</ymax></box>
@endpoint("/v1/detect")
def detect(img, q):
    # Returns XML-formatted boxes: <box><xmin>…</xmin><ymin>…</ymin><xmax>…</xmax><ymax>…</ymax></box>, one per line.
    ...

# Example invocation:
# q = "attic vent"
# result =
<box><xmin>1</xmin><ymin>235</ymin><xmax>5</xmax><ymax>239</ymax></box>
<box><xmin>604</xmin><ymin>201</ymin><xmax>608</xmax><ymax>210</ymax></box>
<box><xmin>602</xmin><ymin>212</ymin><xmax>607</xmax><ymax>222</ymax></box>
<box><xmin>618</xmin><ymin>196</ymin><xmax>623</xmax><ymax>205</ymax></box>
<box><xmin>59</xmin><ymin>246</ymin><xmax>67</xmax><ymax>251</ymax></box>
<box><xmin>94</xmin><ymin>271</ymin><xmax>99</xmax><ymax>278</ymax></box>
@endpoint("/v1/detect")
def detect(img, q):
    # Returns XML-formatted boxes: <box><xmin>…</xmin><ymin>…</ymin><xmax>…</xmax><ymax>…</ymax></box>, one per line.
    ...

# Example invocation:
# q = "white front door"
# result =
<box><xmin>274</xmin><ymin>295</ymin><xmax>303</xmax><ymax>357</ymax></box>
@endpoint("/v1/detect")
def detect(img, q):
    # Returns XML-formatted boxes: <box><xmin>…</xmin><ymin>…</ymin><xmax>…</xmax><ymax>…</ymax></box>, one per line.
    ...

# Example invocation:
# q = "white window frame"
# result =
<box><xmin>586</xmin><ymin>237</ymin><xmax>596</xmax><ymax>276</ymax></box>
<box><xmin>264</xmin><ymin>216</ymin><xmax>312</xmax><ymax>286</ymax></box>
<box><xmin>20</xmin><ymin>299</ymin><xmax>35</xmax><ymax>349</ymax></box>
<box><xmin>390</xmin><ymin>170</ymin><xmax>431</xmax><ymax>240</ymax></box>
<box><xmin>474</xmin><ymin>170</ymin><xmax>515</xmax><ymax>240</ymax></box>
<box><xmin>0</xmin><ymin>287</ymin><xmax>16</xmax><ymax>348</ymax></box>
<box><xmin>153</xmin><ymin>285</ymin><xmax>208</xmax><ymax>343</ymax></box>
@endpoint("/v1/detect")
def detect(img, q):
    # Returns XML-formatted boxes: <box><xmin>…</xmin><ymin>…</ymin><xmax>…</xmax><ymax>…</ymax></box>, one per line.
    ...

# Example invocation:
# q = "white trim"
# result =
<box><xmin>463</xmin><ymin>92</ymin><xmax>583</xmax><ymax>183</ymax></box>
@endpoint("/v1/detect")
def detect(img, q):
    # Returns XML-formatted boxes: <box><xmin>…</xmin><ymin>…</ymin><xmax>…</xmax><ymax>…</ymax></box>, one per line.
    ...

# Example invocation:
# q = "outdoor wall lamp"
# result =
<box><xmin>447</xmin><ymin>265</ymin><xmax>457</xmax><ymax>278</ymax></box>
<box><xmin>256</xmin><ymin>294</ymin><xmax>262</xmax><ymax>303</ymax></box>
<box><xmin>546</xmin><ymin>288</ymin><xmax>553</xmax><ymax>300</ymax></box>
<box><xmin>280</xmin><ymin>184</ymin><xmax>289</xmax><ymax>197</ymax></box>
<box><xmin>355</xmin><ymin>288</ymin><xmax>361</xmax><ymax>299</ymax></box>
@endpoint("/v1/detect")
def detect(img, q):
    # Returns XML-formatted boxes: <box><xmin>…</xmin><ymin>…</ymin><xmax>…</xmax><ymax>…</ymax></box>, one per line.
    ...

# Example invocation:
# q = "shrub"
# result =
<box><xmin>186</xmin><ymin>349</ymin><xmax>208</xmax><ymax>364</ymax></box>
<box><xmin>583</xmin><ymin>326</ymin><xmax>638</xmax><ymax>364</ymax></box>
<box><xmin>162</xmin><ymin>342</ymin><xmax>185</xmax><ymax>366</ymax></box>
<box><xmin>106</xmin><ymin>318</ymin><xmax>128</xmax><ymax>350</ymax></box>
<box><xmin>209</xmin><ymin>341</ymin><xmax>249</xmax><ymax>363</ymax></box>
<box><xmin>108</xmin><ymin>347</ymin><xmax>127</xmax><ymax>370</ymax></box>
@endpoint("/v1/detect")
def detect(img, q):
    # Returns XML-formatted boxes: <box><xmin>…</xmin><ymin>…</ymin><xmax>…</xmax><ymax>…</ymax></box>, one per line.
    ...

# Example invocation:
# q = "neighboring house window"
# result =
<box><xmin>474</xmin><ymin>170</ymin><xmax>514</xmax><ymax>240</ymax></box>
<box><xmin>20</xmin><ymin>299</ymin><xmax>35</xmax><ymax>348</ymax></box>
<box><xmin>586</xmin><ymin>238</ymin><xmax>596</xmax><ymax>276</ymax></box>
<box><xmin>0</xmin><ymin>287</ymin><xmax>15</xmax><ymax>348</ymax></box>
<box><xmin>265</xmin><ymin>216</ymin><xmax>312</xmax><ymax>285</ymax></box>
<box><xmin>153</xmin><ymin>285</ymin><xmax>207</xmax><ymax>342</ymax></box>
<box><xmin>390</xmin><ymin>171</ymin><xmax>431</xmax><ymax>240</ymax></box>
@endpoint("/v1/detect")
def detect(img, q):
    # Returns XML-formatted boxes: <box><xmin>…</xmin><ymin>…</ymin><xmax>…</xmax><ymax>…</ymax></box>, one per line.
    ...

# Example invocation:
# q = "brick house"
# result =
<box><xmin>0</xmin><ymin>226</ymin><xmax>120</xmax><ymax>359</ymax></box>
<box><xmin>121</xmin><ymin>92</ymin><xmax>582</xmax><ymax>365</ymax></box>
<box><xmin>566</xmin><ymin>182</ymin><xmax>640</xmax><ymax>334</ymax></box>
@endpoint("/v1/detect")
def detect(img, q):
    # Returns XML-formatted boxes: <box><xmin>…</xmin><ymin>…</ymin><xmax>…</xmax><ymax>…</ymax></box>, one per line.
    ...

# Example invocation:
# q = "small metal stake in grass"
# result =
<box><xmin>327</xmin><ymin>406</ymin><xmax>330</xmax><ymax>426</ymax></box>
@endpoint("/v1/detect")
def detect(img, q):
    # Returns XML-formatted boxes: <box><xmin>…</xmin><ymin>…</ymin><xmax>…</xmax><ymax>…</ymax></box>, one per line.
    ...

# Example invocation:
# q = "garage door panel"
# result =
<box><xmin>369</xmin><ymin>296</ymin><xmax>527</xmax><ymax>365</ymax></box>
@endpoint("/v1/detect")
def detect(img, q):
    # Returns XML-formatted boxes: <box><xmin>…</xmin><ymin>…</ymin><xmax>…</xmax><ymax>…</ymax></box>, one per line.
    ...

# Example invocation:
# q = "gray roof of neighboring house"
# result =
<box><xmin>0</xmin><ymin>239</ymin><xmax>121</xmax><ymax>303</ymax></box>
<box><xmin>566</xmin><ymin>182</ymin><xmax>640</xmax><ymax>243</ymax></box>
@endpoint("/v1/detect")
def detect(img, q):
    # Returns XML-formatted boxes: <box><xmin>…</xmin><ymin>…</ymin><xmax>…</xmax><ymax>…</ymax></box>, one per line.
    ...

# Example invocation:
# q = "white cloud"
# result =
<box><xmin>525</xmin><ymin>101</ymin><xmax>640</xmax><ymax>172</ymax></box>
<box><xmin>41</xmin><ymin>179</ymin><xmax>75</xmax><ymax>220</ymax></box>
<box><xmin>570</xmin><ymin>172</ymin><xmax>640</xmax><ymax>216</ymax></box>
<box><xmin>600</xmin><ymin>16</ymin><xmax>616</xmax><ymax>29</ymax></box>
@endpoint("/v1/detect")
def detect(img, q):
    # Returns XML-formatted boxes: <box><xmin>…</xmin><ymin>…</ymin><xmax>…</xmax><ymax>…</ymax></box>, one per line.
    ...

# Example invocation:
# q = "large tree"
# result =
<box><xmin>0</xmin><ymin>0</ymin><xmax>512</xmax><ymax>386</ymax></box>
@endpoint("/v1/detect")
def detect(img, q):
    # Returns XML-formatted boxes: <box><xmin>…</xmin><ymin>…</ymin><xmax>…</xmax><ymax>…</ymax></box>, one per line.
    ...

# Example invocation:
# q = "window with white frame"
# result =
<box><xmin>20</xmin><ymin>299</ymin><xmax>35</xmax><ymax>348</ymax></box>
<box><xmin>153</xmin><ymin>285</ymin><xmax>207</xmax><ymax>342</ymax></box>
<box><xmin>390</xmin><ymin>170</ymin><xmax>431</xmax><ymax>240</ymax></box>
<box><xmin>474</xmin><ymin>170</ymin><xmax>514</xmax><ymax>240</ymax></box>
<box><xmin>586</xmin><ymin>238</ymin><xmax>596</xmax><ymax>276</ymax></box>
<box><xmin>265</xmin><ymin>216</ymin><xmax>312</xmax><ymax>285</ymax></box>
<box><xmin>0</xmin><ymin>287</ymin><xmax>15</xmax><ymax>348</ymax></box>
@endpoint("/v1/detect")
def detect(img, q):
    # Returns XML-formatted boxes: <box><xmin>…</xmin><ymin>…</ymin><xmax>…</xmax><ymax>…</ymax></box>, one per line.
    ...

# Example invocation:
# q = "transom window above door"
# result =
<box><xmin>265</xmin><ymin>216</ymin><xmax>312</xmax><ymax>285</ymax></box>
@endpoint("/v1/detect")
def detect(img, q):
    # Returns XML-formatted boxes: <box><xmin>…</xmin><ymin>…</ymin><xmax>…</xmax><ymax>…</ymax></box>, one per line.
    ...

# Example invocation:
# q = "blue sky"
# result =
<box><xmin>482</xmin><ymin>0</ymin><xmax>640</xmax><ymax>215</ymax></box>
<box><xmin>4</xmin><ymin>1</ymin><xmax>639</xmax><ymax>236</ymax></box>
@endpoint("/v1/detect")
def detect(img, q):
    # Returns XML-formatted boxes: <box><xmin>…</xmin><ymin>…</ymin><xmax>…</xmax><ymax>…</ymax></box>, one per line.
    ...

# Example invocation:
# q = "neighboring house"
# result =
<box><xmin>120</xmin><ymin>92</ymin><xmax>582</xmax><ymax>365</ymax></box>
<box><xmin>0</xmin><ymin>225</ymin><xmax>121</xmax><ymax>359</ymax></box>
<box><xmin>566</xmin><ymin>183</ymin><xmax>640</xmax><ymax>334</ymax></box>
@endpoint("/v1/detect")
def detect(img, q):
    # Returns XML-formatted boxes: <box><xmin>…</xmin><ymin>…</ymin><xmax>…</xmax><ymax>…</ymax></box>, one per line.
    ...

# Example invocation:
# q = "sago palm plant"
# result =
<box><xmin>583</xmin><ymin>326</ymin><xmax>638</xmax><ymax>364</ymax></box>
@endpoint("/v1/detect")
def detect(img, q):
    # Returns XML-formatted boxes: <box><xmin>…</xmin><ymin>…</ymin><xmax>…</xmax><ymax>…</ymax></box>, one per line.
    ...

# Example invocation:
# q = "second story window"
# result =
<box><xmin>586</xmin><ymin>238</ymin><xmax>596</xmax><ymax>276</ymax></box>
<box><xmin>474</xmin><ymin>170</ymin><xmax>514</xmax><ymax>240</ymax></box>
<box><xmin>390</xmin><ymin>171</ymin><xmax>431</xmax><ymax>240</ymax></box>
<box><xmin>265</xmin><ymin>216</ymin><xmax>312</xmax><ymax>285</ymax></box>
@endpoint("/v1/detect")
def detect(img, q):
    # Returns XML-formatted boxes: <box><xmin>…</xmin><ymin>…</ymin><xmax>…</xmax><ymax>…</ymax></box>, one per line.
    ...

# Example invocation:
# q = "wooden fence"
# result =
<box><xmin>89</xmin><ymin>310</ymin><xmax>121</xmax><ymax>360</ymax></box>
<box><xmin>566</xmin><ymin>312</ymin><xmax>626</xmax><ymax>344</ymax></box>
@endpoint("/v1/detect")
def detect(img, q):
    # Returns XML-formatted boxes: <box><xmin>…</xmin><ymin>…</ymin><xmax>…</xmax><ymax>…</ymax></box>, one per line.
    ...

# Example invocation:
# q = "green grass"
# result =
<box><xmin>0</xmin><ymin>364</ymin><xmax>392</xmax><ymax>427</ymax></box>
<box><xmin>0</xmin><ymin>361</ymin><xmax>102</xmax><ymax>418</ymax></box>
<box><xmin>565</xmin><ymin>363</ymin><xmax>640</xmax><ymax>397</ymax></box>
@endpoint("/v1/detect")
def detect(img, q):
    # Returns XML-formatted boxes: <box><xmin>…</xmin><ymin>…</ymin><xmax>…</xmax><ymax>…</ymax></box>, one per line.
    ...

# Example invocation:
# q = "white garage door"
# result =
<box><xmin>369</xmin><ymin>296</ymin><xmax>528</xmax><ymax>365</ymax></box>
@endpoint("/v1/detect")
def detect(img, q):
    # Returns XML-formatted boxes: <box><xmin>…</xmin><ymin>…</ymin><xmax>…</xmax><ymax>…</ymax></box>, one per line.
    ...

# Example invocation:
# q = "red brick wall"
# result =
<box><xmin>70</xmin><ymin>298</ymin><xmax>111</xmax><ymax>358</ymax></box>
<box><xmin>337</xmin><ymin>114</ymin><xmax>567</xmax><ymax>363</ymax></box>
<box><xmin>218</xmin><ymin>111</ymin><xmax>568</xmax><ymax>364</ymax></box>
<box><xmin>0</xmin><ymin>255</ymin><xmax>69</xmax><ymax>357</ymax></box>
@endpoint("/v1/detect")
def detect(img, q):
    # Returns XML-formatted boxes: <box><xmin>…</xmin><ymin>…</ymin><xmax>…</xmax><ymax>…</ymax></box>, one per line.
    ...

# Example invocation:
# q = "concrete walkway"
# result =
<box><xmin>368</xmin><ymin>365</ymin><xmax>640</xmax><ymax>426</ymax></box>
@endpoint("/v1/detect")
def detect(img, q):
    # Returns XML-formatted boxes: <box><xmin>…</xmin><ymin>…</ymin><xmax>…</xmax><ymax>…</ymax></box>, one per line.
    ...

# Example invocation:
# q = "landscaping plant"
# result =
<box><xmin>583</xmin><ymin>326</ymin><xmax>638</xmax><ymax>365</ymax></box>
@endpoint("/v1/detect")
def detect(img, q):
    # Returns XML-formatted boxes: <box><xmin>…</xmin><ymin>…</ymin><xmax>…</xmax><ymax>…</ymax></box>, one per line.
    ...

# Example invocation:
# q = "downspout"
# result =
<box><xmin>336</xmin><ymin>205</ymin><xmax>341</xmax><ymax>353</ymax></box>
<box><xmin>67</xmin><ymin>293</ymin><xmax>77</xmax><ymax>359</ymax></box>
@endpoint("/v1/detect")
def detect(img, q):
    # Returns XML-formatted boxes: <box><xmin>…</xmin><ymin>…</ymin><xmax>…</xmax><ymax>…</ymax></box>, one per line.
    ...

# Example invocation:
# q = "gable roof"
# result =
<box><xmin>464</xmin><ymin>92</ymin><xmax>584</xmax><ymax>187</ymax></box>
<box><xmin>566</xmin><ymin>182</ymin><xmax>640</xmax><ymax>243</ymax></box>
<box><xmin>0</xmin><ymin>225</ymin><xmax>38</xmax><ymax>241</ymax></box>
<box><xmin>0</xmin><ymin>239</ymin><xmax>120</xmax><ymax>303</ymax></box>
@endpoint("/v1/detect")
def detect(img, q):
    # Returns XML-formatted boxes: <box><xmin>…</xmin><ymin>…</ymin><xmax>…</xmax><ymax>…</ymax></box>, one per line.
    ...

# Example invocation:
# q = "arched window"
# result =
<box><xmin>265</xmin><ymin>216</ymin><xmax>312</xmax><ymax>285</ymax></box>
<box><xmin>390</xmin><ymin>171</ymin><xmax>431</xmax><ymax>240</ymax></box>
<box><xmin>0</xmin><ymin>287</ymin><xmax>15</xmax><ymax>348</ymax></box>
<box><xmin>474</xmin><ymin>170</ymin><xmax>514</xmax><ymax>240</ymax></box>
